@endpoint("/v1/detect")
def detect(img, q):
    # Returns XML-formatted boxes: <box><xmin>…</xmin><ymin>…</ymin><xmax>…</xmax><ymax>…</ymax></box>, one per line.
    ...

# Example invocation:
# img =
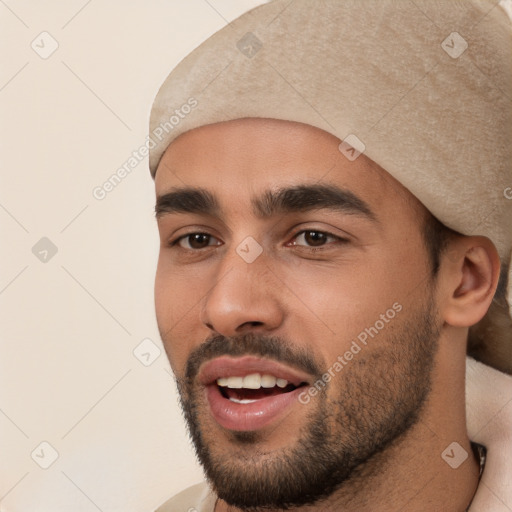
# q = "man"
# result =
<box><xmin>148</xmin><ymin>1</ymin><xmax>512</xmax><ymax>511</ymax></box>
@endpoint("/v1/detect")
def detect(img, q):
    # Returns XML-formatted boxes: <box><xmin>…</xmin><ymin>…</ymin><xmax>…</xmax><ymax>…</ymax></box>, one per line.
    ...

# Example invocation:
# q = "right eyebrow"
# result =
<box><xmin>155</xmin><ymin>187</ymin><xmax>220</xmax><ymax>219</ymax></box>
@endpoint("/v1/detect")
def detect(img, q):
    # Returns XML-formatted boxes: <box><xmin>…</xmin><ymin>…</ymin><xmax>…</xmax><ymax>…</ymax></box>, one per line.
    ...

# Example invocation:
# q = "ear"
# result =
<box><xmin>440</xmin><ymin>236</ymin><xmax>501</xmax><ymax>328</ymax></box>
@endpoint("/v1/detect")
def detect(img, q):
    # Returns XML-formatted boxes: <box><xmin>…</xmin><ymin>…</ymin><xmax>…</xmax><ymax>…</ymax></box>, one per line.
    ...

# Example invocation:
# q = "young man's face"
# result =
<box><xmin>154</xmin><ymin>118</ymin><xmax>442</xmax><ymax>508</ymax></box>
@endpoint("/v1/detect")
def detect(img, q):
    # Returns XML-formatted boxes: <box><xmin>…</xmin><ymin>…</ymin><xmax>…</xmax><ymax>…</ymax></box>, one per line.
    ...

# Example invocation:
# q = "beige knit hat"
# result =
<box><xmin>148</xmin><ymin>0</ymin><xmax>512</xmax><ymax>373</ymax></box>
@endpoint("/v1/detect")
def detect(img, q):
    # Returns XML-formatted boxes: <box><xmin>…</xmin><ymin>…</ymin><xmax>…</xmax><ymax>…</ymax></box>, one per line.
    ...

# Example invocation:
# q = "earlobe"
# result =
<box><xmin>442</xmin><ymin>237</ymin><xmax>501</xmax><ymax>328</ymax></box>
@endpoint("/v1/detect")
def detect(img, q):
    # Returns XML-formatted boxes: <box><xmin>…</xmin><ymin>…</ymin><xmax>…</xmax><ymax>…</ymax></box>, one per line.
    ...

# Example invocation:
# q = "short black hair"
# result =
<box><xmin>422</xmin><ymin>213</ymin><xmax>458</xmax><ymax>276</ymax></box>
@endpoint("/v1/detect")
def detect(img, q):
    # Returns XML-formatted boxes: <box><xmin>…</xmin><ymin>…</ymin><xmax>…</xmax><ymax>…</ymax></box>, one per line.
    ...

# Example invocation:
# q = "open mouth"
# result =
<box><xmin>217</xmin><ymin>373</ymin><xmax>305</xmax><ymax>404</ymax></box>
<box><xmin>199</xmin><ymin>356</ymin><xmax>311</xmax><ymax>432</ymax></box>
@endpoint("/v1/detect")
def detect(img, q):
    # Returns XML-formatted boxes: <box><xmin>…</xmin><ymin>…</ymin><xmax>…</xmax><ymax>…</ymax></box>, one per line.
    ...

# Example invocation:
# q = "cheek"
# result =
<box><xmin>154</xmin><ymin>259</ymin><xmax>173</xmax><ymax>328</ymax></box>
<box><xmin>155</xmin><ymin>255</ymin><xmax>203</xmax><ymax>323</ymax></box>
<box><xmin>277</xmin><ymin>252</ymin><xmax>421</xmax><ymax>362</ymax></box>
<box><xmin>154</xmin><ymin>258</ymin><xmax>197</xmax><ymax>368</ymax></box>
<box><xmin>273</xmin><ymin>264</ymin><xmax>394</xmax><ymax>360</ymax></box>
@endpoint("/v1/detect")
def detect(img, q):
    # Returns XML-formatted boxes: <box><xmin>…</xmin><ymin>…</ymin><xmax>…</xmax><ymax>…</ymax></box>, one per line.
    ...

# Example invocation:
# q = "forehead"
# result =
<box><xmin>155</xmin><ymin>118</ymin><xmax>424</xmax><ymax>220</ymax></box>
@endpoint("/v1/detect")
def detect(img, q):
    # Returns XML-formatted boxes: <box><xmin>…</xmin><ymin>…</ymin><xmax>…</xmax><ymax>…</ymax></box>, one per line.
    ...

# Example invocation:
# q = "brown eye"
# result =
<box><xmin>303</xmin><ymin>231</ymin><xmax>328</xmax><ymax>246</ymax></box>
<box><xmin>292</xmin><ymin>230</ymin><xmax>340</xmax><ymax>247</ymax></box>
<box><xmin>174</xmin><ymin>233</ymin><xmax>220</xmax><ymax>250</ymax></box>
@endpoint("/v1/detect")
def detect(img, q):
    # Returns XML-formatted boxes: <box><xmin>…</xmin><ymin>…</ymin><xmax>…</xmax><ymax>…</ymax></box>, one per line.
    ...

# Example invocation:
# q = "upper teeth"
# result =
<box><xmin>217</xmin><ymin>373</ymin><xmax>290</xmax><ymax>389</ymax></box>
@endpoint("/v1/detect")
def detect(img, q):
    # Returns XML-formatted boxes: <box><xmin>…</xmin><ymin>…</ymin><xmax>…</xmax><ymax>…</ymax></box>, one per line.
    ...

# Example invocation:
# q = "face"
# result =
<box><xmin>154</xmin><ymin>118</ymin><xmax>442</xmax><ymax>509</ymax></box>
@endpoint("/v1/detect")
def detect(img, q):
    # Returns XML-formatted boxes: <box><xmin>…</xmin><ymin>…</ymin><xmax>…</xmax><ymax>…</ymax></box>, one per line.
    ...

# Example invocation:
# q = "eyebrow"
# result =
<box><xmin>155</xmin><ymin>183</ymin><xmax>377</xmax><ymax>222</ymax></box>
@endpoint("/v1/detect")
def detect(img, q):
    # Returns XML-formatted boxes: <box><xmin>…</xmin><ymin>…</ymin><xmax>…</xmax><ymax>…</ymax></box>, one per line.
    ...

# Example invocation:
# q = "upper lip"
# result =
<box><xmin>198</xmin><ymin>355</ymin><xmax>312</xmax><ymax>387</ymax></box>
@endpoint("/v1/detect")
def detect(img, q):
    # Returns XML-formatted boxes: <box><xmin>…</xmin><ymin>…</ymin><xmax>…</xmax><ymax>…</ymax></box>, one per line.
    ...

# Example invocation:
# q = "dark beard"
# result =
<box><xmin>175</xmin><ymin>300</ymin><xmax>439</xmax><ymax>511</ymax></box>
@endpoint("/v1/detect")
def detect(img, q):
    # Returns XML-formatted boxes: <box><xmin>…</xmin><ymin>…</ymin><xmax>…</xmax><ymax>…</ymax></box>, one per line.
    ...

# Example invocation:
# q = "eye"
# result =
<box><xmin>169</xmin><ymin>229</ymin><xmax>347</xmax><ymax>252</ymax></box>
<box><xmin>171</xmin><ymin>232</ymin><xmax>221</xmax><ymax>250</ymax></box>
<box><xmin>288</xmin><ymin>230</ymin><xmax>347</xmax><ymax>248</ymax></box>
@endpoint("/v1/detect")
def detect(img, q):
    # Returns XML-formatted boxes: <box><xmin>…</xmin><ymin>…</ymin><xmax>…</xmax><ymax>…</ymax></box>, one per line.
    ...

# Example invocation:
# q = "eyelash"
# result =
<box><xmin>169</xmin><ymin>229</ymin><xmax>348</xmax><ymax>252</ymax></box>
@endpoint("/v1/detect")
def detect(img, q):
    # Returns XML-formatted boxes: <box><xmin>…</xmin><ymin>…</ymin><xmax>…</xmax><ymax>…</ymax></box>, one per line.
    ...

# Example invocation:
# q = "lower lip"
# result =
<box><xmin>206</xmin><ymin>384</ymin><xmax>304</xmax><ymax>432</ymax></box>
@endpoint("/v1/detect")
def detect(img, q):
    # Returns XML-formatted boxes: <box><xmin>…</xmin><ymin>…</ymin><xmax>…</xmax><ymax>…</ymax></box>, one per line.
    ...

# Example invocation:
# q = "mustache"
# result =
<box><xmin>183</xmin><ymin>332</ymin><xmax>323</xmax><ymax>386</ymax></box>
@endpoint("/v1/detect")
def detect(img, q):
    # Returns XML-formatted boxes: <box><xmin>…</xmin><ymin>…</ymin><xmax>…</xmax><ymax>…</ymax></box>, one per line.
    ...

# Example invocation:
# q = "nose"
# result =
<box><xmin>200</xmin><ymin>248</ymin><xmax>285</xmax><ymax>337</ymax></box>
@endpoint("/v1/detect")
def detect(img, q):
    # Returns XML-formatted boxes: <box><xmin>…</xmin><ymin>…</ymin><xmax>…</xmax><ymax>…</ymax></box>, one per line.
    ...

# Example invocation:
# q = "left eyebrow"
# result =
<box><xmin>155</xmin><ymin>183</ymin><xmax>377</xmax><ymax>223</ymax></box>
<box><xmin>253</xmin><ymin>184</ymin><xmax>377</xmax><ymax>222</ymax></box>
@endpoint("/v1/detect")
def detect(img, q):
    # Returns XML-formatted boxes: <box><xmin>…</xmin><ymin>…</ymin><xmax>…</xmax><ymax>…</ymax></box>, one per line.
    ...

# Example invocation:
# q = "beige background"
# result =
<box><xmin>0</xmin><ymin>1</ymin><xmax>267</xmax><ymax>511</ymax></box>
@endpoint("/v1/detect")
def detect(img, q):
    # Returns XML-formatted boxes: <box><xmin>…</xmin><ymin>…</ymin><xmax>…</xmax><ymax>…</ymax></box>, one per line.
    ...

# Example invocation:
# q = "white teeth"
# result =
<box><xmin>242</xmin><ymin>373</ymin><xmax>261</xmax><ymax>389</ymax></box>
<box><xmin>227</xmin><ymin>376</ymin><xmax>243</xmax><ymax>388</ymax></box>
<box><xmin>260</xmin><ymin>374</ymin><xmax>277</xmax><ymax>388</ymax></box>
<box><xmin>229</xmin><ymin>397</ymin><xmax>258</xmax><ymax>404</ymax></box>
<box><xmin>216</xmin><ymin>373</ymin><xmax>292</xmax><ymax>389</ymax></box>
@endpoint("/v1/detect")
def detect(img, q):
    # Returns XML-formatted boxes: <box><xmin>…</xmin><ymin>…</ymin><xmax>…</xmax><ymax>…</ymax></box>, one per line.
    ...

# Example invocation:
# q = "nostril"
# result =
<box><xmin>245</xmin><ymin>321</ymin><xmax>264</xmax><ymax>328</ymax></box>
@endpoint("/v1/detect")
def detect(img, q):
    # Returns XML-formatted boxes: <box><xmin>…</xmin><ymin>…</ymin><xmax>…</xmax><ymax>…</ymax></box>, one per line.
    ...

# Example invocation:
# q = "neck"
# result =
<box><xmin>216</xmin><ymin>350</ymin><xmax>481</xmax><ymax>512</ymax></box>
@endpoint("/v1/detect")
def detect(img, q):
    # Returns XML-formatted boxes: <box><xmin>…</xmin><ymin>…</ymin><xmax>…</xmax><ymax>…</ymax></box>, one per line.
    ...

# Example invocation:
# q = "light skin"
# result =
<box><xmin>153</xmin><ymin>118</ymin><xmax>500</xmax><ymax>511</ymax></box>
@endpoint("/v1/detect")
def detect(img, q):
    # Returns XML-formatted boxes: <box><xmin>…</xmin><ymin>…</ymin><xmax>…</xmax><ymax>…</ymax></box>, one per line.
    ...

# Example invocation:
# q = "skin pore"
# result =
<box><xmin>153</xmin><ymin>118</ymin><xmax>499</xmax><ymax>511</ymax></box>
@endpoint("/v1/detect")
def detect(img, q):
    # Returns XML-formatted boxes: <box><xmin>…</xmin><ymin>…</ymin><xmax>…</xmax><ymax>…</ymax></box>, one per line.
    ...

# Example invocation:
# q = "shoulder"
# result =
<box><xmin>154</xmin><ymin>481</ymin><xmax>217</xmax><ymax>512</ymax></box>
<box><xmin>466</xmin><ymin>357</ymin><xmax>512</xmax><ymax>510</ymax></box>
